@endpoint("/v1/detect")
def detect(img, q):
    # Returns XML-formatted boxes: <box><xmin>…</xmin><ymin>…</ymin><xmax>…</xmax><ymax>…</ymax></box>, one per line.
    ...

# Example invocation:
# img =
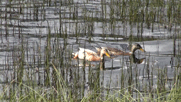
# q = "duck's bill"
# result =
<box><xmin>140</xmin><ymin>48</ymin><xmax>145</xmax><ymax>52</ymax></box>
<box><xmin>105</xmin><ymin>52</ymin><xmax>111</xmax><ymax>58</ymax></box>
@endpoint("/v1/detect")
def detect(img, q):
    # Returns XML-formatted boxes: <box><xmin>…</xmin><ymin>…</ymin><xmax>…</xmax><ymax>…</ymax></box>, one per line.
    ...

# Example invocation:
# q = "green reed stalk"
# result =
<box><xmin>145</xmin><ymin>0</ymin><xmax>150</xmax><ymax>29</ymax></box>
<box><xmin>44</xmin><ymin>22</ymin><xmax>51</xmax><ymax>86</ymax></box>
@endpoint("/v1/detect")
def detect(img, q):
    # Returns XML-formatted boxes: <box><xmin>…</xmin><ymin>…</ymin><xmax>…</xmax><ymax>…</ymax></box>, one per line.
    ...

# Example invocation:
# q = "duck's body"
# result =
<box><xmin>72</xmin><ymin>47</ymin><xmax>110</xmax><ymax>61</ymax></box>
<box><xmin>95</xmin><ymin>43</ymin><xmax>145</xmax><ymax>57</ymax></box>
<box><xmin>96</xmin><ymin>47</ymin><xmax>131</xmax><ymax>56</ymax></box>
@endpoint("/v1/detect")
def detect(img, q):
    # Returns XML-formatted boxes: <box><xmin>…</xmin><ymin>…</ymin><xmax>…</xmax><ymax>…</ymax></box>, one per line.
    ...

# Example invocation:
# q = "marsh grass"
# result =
<box><xmin>0</xmin><ymin>0</ymin><xmax>181</xmax><ymax>101</ymax></box>
<box><xmin>1</xmin><ymin>72</ymin><xmax>181</xmax><ymax>102</ymax></box>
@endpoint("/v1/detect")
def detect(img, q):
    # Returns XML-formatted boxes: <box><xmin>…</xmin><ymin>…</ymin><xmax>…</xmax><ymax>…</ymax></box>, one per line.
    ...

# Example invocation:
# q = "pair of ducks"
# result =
<box><xmin>72</xmin><ymin>43</ymin><xmax>145</xmax><ymax>61</ymax></box>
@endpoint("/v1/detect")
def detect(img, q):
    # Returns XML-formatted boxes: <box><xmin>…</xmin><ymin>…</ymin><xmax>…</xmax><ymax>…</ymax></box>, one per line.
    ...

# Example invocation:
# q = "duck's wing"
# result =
<box><xmin>106</xmin><ymin>47</ymin><xmax>123</xmax><ymax>52</ymax></box>
<box><xmin>120</xmin><ymin>44</ymin><xmax>129</xmax><ymax>51</ymax></box>
<box><xmin>95</xmin><ymin>47</ymin><xmax>101</xmax><ymax>52</ymax></box>
<box><xmin>106</xmin><ymin>47</ymin><xmax>132</xmax><ymax>56</ymax></box>
<box><xmin>79</xmin><ymin>47</ymin><xmax>95</xmax><ymax>53</ymax></box>
<box><xmin>104</xmin><ymin>47</ymin><xmax>125</xmax><ymax>55</ymax></box>
<box><xmin>79</xmin><ymin>47</ymin><xmax>98</xmax><ymax>55</ymax></box>
<box><xmin>96</xmin><ymin>47</ymin><xmax>124</xmax><ymax>56</ymax></box>
<box><xmin>84</xmin><ymin>50</ymin><xmax>98</xmax><ymax>56</ymax></box>
<box><xmin>95</xmin><ymin>47</ymin><xmax>101</xmax><ymax>55</ymax></box>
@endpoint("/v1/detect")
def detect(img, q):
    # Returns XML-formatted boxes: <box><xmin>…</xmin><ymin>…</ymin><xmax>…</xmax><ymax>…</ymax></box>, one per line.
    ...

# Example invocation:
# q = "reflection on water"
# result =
<box><xmin>131</xmin><ymin>54</ymin><xmax>145</xmax><ymax>64</ymax></box>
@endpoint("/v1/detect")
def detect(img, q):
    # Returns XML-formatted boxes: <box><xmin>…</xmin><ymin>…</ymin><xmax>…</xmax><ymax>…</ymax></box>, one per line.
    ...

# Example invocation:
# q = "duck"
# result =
<box><xmin>72</xmin><ymin>47</ymin><xmax>111</xmax><ymax>61</ymax></box>
<box><xmin>95</xmin><ymin>43</ymin><xmax>145</xmax><ymax>57</ymax></box>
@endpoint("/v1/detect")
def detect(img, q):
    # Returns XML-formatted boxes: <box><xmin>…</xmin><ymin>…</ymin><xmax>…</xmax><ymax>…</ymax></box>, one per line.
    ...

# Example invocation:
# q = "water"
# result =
<box><xmin>0</xmin><ymin>0</ymin><xmax>181</xmax><ymax>101</ymax></box>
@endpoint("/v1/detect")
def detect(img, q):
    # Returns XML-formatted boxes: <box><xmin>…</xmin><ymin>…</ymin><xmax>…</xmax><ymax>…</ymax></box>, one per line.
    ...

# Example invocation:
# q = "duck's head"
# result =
<box><xmin>100</xmin><ymin>48</ymin><xmax>111</xmax><ymax>58</ymax></box>
<box><xmin>131</xmin><ymin>43</ymin><xmax>145</xmax><ymax>53</ymax></box>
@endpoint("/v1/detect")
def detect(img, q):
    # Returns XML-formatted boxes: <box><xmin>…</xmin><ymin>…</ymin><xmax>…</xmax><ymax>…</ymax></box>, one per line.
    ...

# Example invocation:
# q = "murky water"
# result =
<box><xmin>0</xmin><ymin>0</ymin><xmax>181</xmax><ymax>101</ymax></box>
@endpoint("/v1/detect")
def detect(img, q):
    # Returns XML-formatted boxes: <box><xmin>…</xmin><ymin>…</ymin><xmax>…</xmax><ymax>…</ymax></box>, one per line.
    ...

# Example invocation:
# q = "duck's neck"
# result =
<box><xmin>131</xmin><ymin>46</ymin><xmax>137</xmax><ymax>54</ymax></box>
<box><xmin>100</xmin><ymin>52</ymin><xmax>104</xmax><ymax>60</ymax></box>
